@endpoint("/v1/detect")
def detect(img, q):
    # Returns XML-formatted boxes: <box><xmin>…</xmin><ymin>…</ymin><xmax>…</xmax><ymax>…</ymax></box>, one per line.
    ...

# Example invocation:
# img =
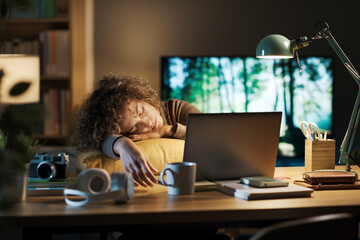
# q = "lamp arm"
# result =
<box><xmin>318</xmin><ymin>28</ymin><xmax>360</xmax><ymax>167</ymax></box>
<box><xmin>339</xmin><ymin>90</ymin><xmax>360</xmax><ymax>166</ymax></box>
<box><xmin>321</xmin><ymin>30</ymin><xmax>360</xmax><ymax>85</ymax></box>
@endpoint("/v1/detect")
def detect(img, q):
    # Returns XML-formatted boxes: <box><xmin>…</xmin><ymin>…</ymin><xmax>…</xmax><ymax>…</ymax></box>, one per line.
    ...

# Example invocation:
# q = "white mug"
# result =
<box><xmin>160</xmin><ymin>162</ymin><xmax>196</xmax><ymax>195</ymax></box>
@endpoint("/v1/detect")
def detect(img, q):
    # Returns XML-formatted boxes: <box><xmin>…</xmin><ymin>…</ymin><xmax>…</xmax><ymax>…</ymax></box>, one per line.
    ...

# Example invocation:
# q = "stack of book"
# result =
<box><xmin>215</xmin><ymin>180</ymin><xmax>313</xmax><ymax>200</ymax></box>
<box><xmin>39</xmin><ymin>30</ymin><xmax>70</xmax><ymax>78</ymax></box>
<box><xmin>42</xmin><ymin>88</ymin><xmax>71</xmax><ymax>136</ymax></box>
<box><xmin>9</xmin><ymin>0</ymin><xmax>69</xmax><ymax>19</ymax></box>
<box><xmin>1</xmin><ymin>30</ymin><xmax>71</xmax><ymax>78</ymax></box>
<box><xmin>27</xmin><ymin>177</ymin><xmax>76</xmax><ymax>196</ymax></box>
<box><xmin>0</xmin><ymin>38</ymin><xmax>39</xmax><ymax>54</ymax></box>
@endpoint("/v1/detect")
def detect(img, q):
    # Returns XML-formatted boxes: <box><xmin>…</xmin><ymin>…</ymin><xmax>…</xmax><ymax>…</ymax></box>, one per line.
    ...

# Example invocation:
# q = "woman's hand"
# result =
<box><xmin>113</xmin><ymin>137</ymin><xmax>158</xmax><ymax>187</ymax></box>
<box><xmin>128</xmin><ymin>125</ymin><xmax>175</xmax><ymax>142</ymax></box>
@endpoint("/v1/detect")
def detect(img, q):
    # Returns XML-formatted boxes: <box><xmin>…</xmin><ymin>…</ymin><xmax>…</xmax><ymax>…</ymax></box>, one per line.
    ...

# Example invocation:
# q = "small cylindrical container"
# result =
<box><xmin>304</xmin><ymin>139</ymin><xmax>335</xmax><ymax>172</ymax></box>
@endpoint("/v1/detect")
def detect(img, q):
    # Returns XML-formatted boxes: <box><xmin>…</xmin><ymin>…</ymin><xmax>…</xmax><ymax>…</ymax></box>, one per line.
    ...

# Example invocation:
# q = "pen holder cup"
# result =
<box><xmin>305</xmin><ymin>139</ymin><xmax>335</xmax><ymax>172</ymax></box>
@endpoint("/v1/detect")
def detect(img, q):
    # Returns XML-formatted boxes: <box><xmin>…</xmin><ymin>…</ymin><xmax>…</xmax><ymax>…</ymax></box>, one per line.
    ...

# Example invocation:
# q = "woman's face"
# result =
<box><xmin>120</xmin><ymin>100</ymin><xmax>164</xmax><ymax>135</ymax></box>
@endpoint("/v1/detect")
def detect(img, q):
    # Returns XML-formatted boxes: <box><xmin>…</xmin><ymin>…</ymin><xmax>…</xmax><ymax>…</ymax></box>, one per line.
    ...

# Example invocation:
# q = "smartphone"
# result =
<box><xmin>240</xmin><ymin>176</ymin><xmax>289</xmax><ymax>188</ymax></box>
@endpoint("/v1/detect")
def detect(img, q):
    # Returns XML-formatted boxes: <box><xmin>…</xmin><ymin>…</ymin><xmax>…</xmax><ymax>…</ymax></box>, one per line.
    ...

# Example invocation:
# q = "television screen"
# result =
<box><xmin>161</xmin><ymin>56</ymin><xmax>334</xmax><ymax>158</ymax></box>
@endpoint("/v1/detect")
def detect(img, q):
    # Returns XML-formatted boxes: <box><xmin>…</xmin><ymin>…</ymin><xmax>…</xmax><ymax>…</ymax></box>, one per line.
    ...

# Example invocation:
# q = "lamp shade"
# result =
<box><xmin>256</xmin><ymin>34</ymin><xmax>294</xmax><ymax>59</ymax></box>
<box><xmin>0</xmin><ymin>54</ymin><xmax>40</xmax><ymax>104</ymax></box>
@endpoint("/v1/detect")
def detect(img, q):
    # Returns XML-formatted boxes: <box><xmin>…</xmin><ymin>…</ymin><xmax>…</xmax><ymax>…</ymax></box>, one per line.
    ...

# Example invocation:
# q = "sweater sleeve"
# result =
<box><xmin>167</xmin><ymin>99</ymin><xmax>202</xmax><ymax>139</ymax></box>
<box><xmin>173</xmin><ymin>123</ymin><xmax>187</xmax><ymax>139</ymax></box>
<box><xmin>101</xmin><ymin>134</ymin><xmax>123</xmax><ymax>159</ymax></box>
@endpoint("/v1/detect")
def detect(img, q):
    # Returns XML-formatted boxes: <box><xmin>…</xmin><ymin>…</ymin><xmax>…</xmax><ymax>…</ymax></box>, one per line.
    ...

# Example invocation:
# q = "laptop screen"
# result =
<box><xmin>183</xmin><ymin>112</ymin><xmax>282</xmax><ymax>181</ymax></box>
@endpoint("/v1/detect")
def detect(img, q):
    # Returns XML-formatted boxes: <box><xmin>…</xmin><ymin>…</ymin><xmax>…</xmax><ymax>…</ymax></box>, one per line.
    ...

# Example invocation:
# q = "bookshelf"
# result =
<box><xmin>1</xmin><ymin>0</ymin><xmax>94</xmax><ymax>145</ymax></box>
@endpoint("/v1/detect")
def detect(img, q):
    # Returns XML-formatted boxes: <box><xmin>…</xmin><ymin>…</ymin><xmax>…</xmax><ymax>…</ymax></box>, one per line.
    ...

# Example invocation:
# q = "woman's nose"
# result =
<box><xmin>138</xmin><ymin>118</ymin><xmax>152</xmax><ymax>132</ymax></box>
<box><xmin>142</xmin><ymin>116</ymin><xmax>151</xmax><ymax>126</ymax></box>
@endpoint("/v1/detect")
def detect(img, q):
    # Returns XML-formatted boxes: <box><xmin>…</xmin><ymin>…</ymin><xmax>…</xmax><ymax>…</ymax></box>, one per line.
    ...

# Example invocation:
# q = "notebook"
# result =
<box><xmin>183</xmin><ymin>112</ymin><xmax>282</xmax><ymax>181</ymax></box>
<box><xmin>215</xmin><ymin>180</ymin><xmax>313</xmax><ymax>200</ymax></box>
<box><xmin>27</xmin><ymin>177</ymin><xmax>77</xmax><ymax>196</ymax></box>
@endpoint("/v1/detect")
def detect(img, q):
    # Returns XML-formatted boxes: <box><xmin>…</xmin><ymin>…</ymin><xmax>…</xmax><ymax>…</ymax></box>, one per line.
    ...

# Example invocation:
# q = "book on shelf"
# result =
<box><xmin>42</xmin><ymin>88</ymin><xmax>71</xmax><ymax>136</ymax></box>
<box><xmin>9</xmin><ymin>0</ymin><xmax>39</xmax><ymax>19</ymax></box>
<box><xmin>0</xmin><ymin>38</ymin><xmax>40</xmax><ymax>55</ymax></box>
<box><xmin>9</xmin><ymin>0</ymin><xmax>64</xmax><ymax>19</ymax></box>
<box><xmin>0</xmin><ymin>30</ymin><xmax>70</xmax><ymax>79</ymax></box>
<box><xmin>55</xmin><ymin>0</ymin><xmax>69</xmax><ymax>18</ymax></box>
<box><xmin>39</xmin><ymin>30</ymin><xmax>70</xmax><ymax>77</ymax></box>
<box><xmin>39</xmin><ymin>0</ymin><xmax>55</xmax><ymax>18</ymax></box>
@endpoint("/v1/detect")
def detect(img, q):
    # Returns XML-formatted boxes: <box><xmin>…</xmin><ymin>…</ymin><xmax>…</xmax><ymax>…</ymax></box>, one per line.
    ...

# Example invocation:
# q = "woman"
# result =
<box><xmin>72</xmin><ymin>73</ymin><xmax>201</xmax><ymax>187</ymax></box>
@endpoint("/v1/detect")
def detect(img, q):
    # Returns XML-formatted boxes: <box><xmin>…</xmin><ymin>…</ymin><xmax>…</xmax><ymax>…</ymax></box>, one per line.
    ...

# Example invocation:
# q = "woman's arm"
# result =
<box><xmin>167</xmin><ymin>99</ymin><xmax>202</xmax><ymax>139</ymax></box>
<box><xmin>114</xmin><ymin>137</ymin><xmax>158</xmax><ymax>187</ymax></box>
<box><xmin>130</xmin><ymin>100</ymin><xmax>202</xmax><ymax>141</ymax></box>
<box><xmin>102</xmin><ymin>134</ymin><xmax>158</xmax><ymax>187</ymax></box>
<box><xmin>128</xmin><ymin>125</ymin><xmax>176</xmax><ymax>141</ymax></box>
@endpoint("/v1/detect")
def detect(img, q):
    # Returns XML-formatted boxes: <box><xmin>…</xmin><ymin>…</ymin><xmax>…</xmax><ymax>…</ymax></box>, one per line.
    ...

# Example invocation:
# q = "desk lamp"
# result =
<box><xmin>256</xmin><ymin>21</ymin><xmax>360</xmax><ymax>172</ymax></box>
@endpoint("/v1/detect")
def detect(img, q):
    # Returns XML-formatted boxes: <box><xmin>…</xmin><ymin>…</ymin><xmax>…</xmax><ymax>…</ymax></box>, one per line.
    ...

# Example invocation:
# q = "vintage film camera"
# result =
<box><xmin>29</xmin><ymin>153</ymin><xmax>69</xmax><ymax>181</ymax></box>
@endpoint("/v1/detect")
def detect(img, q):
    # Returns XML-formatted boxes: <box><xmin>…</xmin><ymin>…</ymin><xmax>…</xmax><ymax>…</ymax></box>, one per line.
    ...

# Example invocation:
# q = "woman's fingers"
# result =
<box><xmin>146</xmin><ymin>161</ymin><xmax>159</xmax><ymax>180</ymax></box>
<box><xmin>118</xmin><ymin>137</ymin><xmax>158</xmax><ymax>187</ymax></box>
<box><xmin>137</xmin><ymin>158</ymin><xmax>158</xmax><ymax>186</ymax></box>
<box><xmin>140</xmin><ymin>163</ymin><xmax>158</xmax><ymax>185</ymax></box>
<box><xmin>128</xmin><ymin>164</ymin><xmax>149</xmax><ymax>187</ymax></box>
<box><xmin>128</xmin><ymin>158</ymin><xmax>157</xmax><ymax>187</ymax></box>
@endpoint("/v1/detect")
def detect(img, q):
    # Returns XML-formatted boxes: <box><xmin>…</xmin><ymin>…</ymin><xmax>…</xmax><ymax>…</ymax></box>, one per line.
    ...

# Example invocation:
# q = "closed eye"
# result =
<box><xmin>138</xmin><ymin>105</ymin><xmax>144</xmax><ymax>116</ymax></box>
<box><xmin>129</xmin><ymin>124</ymin><xmax>138</xmax><ymax>134</ymax></box>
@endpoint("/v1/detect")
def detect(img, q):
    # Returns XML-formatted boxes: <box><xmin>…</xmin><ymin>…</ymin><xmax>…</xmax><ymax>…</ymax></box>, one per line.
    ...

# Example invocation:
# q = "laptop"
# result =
<box><xmin>183</xmin><ymin>112</ymin><xmax>313</xmax><ymax>199</ymax></box>
<box><xmin>183</xmin><ymin>112</ymin><xmax>282</xmax><ymax>182</ymax></box>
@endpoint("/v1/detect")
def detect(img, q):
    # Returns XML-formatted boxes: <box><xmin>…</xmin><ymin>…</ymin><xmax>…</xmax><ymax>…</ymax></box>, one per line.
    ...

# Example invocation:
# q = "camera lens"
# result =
<box><xmin>37</xmin><ymin>161</ymin><xmax>56</xmax><ymax>180</ymax></box>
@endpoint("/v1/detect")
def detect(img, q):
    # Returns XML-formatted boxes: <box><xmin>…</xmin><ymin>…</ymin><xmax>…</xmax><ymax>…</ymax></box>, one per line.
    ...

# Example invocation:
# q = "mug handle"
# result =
<box><xmin>160</xmin><ymin>168</ymin><xmax>172</xmax><ymax>186</ymax></box>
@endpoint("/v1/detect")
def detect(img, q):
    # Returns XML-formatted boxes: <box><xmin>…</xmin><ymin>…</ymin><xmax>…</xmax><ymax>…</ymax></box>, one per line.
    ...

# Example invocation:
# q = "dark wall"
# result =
<box><xmin>95</xmin><ymin>0</ymin><xmax>360</xmax><ymax>160</ymax></box>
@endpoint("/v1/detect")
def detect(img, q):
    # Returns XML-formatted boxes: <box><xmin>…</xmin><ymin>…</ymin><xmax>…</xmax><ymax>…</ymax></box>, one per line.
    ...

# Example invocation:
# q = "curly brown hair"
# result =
<box><xmin>72</xmin><ymin>73</ymin><xmax>164</xmax><ymax>151</ymax></box>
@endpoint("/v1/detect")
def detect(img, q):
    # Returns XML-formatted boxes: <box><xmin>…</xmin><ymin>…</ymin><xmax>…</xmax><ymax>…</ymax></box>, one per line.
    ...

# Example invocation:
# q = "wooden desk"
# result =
<box><xmin>2</xmin><ymin>166</ymin><xmax>360</xmax><ymax>238</ymax></box>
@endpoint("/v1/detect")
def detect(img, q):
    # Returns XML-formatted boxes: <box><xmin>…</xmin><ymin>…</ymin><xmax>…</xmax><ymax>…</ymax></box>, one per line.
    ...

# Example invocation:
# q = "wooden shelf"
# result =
<box><xmin>37</xmin><ymin>134</ymin><xmax>67</xmax><ymax>139</ymax></box>
<box><xmin>6</xmin><ymin>18</ymin><xmax>69</xmax><ymax>24</ymax></box>
<box><xmin>3</xmin><ymin>19</ymin><xmax>68</xmax><ymax>39</ymax></box>
<box><xmin>3</xmin><ymin>0</ymin><xmax>94</xmax><ymax>146</ymax></box>
<box><xmin>40</xmin><ymin>77</ymin><xmax>69</xmax><ymax>90</ymax></box>
<box><xmin>41</xmin><ymin>76</ymin><xmax>70</xmax><ymax>81</ymax></box>
<box><xmin>36</xmin><ymin>134</ymin><xmax>69</xmax><ymax>146</ymax></box>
